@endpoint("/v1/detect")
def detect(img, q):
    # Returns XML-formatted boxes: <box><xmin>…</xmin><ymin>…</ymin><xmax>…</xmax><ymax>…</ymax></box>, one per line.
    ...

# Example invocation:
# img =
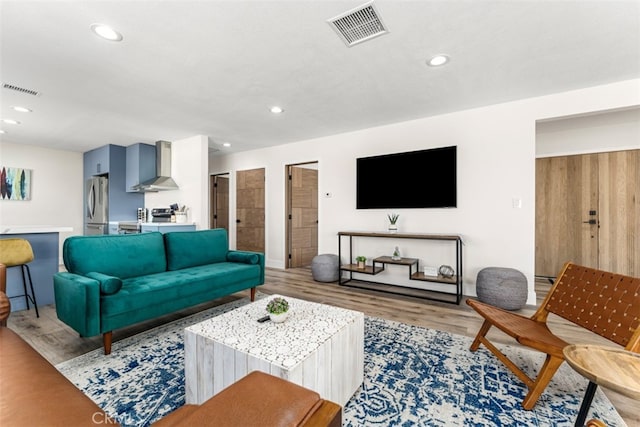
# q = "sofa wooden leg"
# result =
<box><xmin>103</xmin><ymin>331</ymin><xmax>112</xmax><ymax>355</ymax></box>
<box><xmin>250</xmin><ymin>287</ymin><xmax>256</xmax><ymax>301</ymax></box>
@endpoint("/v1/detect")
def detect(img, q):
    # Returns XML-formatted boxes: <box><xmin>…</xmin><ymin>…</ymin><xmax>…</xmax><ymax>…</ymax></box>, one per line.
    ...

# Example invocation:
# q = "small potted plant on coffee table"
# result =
<box><xmin>355</xmin><ymin>256</ymin><xmax>367</xmax><ymax>269</ymax></box>
<box><xmin>266</xmin><ymin>297</ymin><xmax>290</xmax><ymax>323</ymax></box>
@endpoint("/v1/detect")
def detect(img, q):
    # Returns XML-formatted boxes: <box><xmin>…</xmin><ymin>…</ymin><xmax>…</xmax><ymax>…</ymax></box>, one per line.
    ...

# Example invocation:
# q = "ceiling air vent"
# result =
<box><xmin>2</xmin><ymin>83</ymin><xmax>41</xmax><ymax>97</ymax></box>
<box><xmin>327</xmin><ymin>1</ymin><xmax>388</xmax><ymax>47</ymax></box>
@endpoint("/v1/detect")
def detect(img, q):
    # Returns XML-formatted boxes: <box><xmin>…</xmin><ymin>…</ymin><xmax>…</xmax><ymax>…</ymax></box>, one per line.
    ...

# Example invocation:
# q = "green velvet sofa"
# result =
<box><xmin>54</xmin><ymin>229</ymin><xmax>264</xmax><ymax>354</ymax></box>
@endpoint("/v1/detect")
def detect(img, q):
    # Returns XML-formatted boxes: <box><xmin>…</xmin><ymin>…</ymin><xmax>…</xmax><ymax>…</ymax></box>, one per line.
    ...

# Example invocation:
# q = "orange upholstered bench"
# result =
<box><xmin>153</xmin><ymin>371</ymin><xmax>342</xmax><ymax>427</ymax></box>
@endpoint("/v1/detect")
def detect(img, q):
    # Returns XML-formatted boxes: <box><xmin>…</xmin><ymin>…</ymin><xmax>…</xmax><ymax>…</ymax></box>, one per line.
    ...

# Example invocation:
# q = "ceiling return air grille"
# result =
<box><xmin>328</xmin><ymin>1</ymin><xmax>388</xmax><ymax>47</ymax></box>
<box><xmin>2</xmin><ymin>82</ymin><xmax>41</xmax><ymax>96</ymax></box>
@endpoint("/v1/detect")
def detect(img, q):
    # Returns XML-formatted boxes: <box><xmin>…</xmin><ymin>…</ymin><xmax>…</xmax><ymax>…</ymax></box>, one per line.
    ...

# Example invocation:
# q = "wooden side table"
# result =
<box><xmin>563</xmin><ymin>344</ymin><xmax>640</xmax><ymax>427</ymax></box>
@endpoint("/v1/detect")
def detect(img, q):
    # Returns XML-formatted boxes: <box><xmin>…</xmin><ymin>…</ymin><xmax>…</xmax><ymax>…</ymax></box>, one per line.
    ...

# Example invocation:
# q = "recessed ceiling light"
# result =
<box><xmin>1</xmin><ymin>119</ymin><xmax>20</xmax><ymax>125</ymax></box>
<box><xmin>12</xmin><ymin>106</ymin><xmax>32</xmax><ymax>113</ymax></box>
<box><xmin>222</xmin><ymin>142</ymin><xmax>231</xmax><ymax>147</ymax></box>
<box><xmin>270</xmin><ymin>106</ymin><xmax>284</xmax><ymax>114</ymax></box>
<box><xmin>90</xmin><ymin>23</ymin><xmax>123</xmax><ymax>42</ymax></box>
<box><xmin>0</xmin><ymin>130</ymin><xmax>5</xmax><ymax>134</ymax></box>
<box><xmin>427</xmin><ymin>54</ymin><xmax>450</xmax><ymax>67</ymax></box>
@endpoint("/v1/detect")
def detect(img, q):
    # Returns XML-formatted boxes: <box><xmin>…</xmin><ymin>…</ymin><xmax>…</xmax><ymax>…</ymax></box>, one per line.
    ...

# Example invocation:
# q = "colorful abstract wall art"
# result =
<box><xmin>1</xmin><ymin>166</ymin><xmax>32</xmax><ymax>200</ymax></box>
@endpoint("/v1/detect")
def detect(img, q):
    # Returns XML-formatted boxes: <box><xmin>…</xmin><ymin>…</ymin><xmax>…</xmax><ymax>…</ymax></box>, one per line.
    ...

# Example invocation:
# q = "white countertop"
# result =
<box><xmin>0</xmin><ymin>226</ymin><xmax>73</xmax><ymax>234</ymax></box>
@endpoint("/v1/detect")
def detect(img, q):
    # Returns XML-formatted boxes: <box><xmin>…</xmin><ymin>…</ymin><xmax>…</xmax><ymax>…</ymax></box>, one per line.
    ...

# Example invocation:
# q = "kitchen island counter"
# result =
<box><xmin>1</xmin><ymin>226</ymin><xmax>73</xmax><ymax>234</ymax></box>
<box><xmin>0</xmin><ymin>226</ymin><xmax>72</xmax><ymax>312</ymax></box>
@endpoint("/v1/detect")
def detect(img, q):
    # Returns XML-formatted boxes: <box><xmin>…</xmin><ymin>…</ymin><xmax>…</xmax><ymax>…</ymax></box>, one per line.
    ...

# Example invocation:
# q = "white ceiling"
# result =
<box><xmin>1</xmin><ymin>1</ymin><xmax>639</xmax><ymax>154</ymax></box>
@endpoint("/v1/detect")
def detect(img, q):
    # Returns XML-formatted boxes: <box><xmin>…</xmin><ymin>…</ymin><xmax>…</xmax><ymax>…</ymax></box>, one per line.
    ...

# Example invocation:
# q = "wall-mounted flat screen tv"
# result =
<box><xmin>356</xmin><ymin>146</ymin><xmax>457</xmax><ymax>209</ymax></box>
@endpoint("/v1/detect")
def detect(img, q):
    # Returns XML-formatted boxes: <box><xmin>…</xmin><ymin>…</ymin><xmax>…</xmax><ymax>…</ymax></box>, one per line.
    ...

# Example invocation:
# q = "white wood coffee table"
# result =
<box><xmin>184</xmin><ymin>295</ymin><xmax>364</xmax><ymax>406</ymax></box>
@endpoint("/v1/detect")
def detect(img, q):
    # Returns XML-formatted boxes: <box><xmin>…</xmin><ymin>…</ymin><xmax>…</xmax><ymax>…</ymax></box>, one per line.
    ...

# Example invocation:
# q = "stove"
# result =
<box><xmin>117</xmin><ymin>221</ymin><xmax>141</xmax><ymax>234</ymax></box>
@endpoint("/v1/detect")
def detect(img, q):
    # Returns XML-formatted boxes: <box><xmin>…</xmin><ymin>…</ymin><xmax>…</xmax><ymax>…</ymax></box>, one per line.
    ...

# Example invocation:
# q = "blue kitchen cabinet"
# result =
<box><xmin>141</xmin><ymin>224</ymin><xmax>196</xmax><ymax>234</ymax></box>
<box><xmin>83</xmin><ymin>144</ymin><xmax>145</xmax><ymax>226</ymax></box>
<box><xmin>126</xmin><ymin>143</ymin><xmax>156</xmax><ymax>192</ymax></box>
<box><xmin>83</xmin><ymin>144</ymin><xmax>112</xmax><ymax>178</ymax></box>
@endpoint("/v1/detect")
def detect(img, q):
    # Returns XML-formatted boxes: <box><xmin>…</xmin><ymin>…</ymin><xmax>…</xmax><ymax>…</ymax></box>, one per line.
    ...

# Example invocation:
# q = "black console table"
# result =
<box><xmin>338</xmin><ymin>231</ymin><xmax>463</xmax><ymax>304</ymax></box>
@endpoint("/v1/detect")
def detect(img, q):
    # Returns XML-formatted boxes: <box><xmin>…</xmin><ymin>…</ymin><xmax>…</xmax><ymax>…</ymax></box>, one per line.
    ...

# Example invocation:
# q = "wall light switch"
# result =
<box><xmin>512</xmin><ymin>198</ymin><xmax>522</xmax><ymax>209</ymax></box>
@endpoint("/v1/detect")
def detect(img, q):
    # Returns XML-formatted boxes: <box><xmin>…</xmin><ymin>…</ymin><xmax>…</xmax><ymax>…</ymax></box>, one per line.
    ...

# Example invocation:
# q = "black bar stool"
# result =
<box><xmin>0</xmin><ymin>238</ymin><xmax>39</xmax><ymax>318</ymax></box>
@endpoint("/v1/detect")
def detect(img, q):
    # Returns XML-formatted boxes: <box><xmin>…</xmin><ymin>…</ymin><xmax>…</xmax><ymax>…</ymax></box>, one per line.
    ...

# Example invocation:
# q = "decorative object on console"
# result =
<box><xmin>266</xmin><ymin>297</ymin><xmax>289</xmax><ymax>323</ymax></box>
<box><xmin>423</xmin><ymin>266</ymin><xmax>438</xmax><ymax>276</ymax></box>
<box><xmin>438</xmin><ymin>265</ymin><xmax>455</xmax><ymax>278</ymax></box>
<box><xmin>355</xmin><ymin>256</ymin><xmax>366</xmax><ymax>269</ymax></box>
<box><xmin>392</xmin><ymin>246</ymin><xmax>401</xmax><ymax>261</ymax></box>
<box><xmin>387</xmin><ymin>213</ymin><xmax>399</xmax><ymax>233</ymax></box>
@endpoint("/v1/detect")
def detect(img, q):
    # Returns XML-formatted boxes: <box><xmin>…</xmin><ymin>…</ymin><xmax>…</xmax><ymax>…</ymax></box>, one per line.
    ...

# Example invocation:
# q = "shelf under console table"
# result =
<box><xmin>337</xmin><ymin>231</ymin><xmax>463</xmax><ymax>304</ymax></box>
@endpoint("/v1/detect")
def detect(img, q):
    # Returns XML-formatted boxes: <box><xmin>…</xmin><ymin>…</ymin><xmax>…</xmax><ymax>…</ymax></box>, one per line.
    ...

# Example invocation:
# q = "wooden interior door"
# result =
<box><xmin>287</xmin><ymin>165</ymin><xmax>318</xmax><ymax>268</ymax></box>
<box><xmin>597</xmin><ymin>150</ymin><xmax>639</xmax><ymax>276</ymax></box>
<box><xmin>236</xmin><ymin>168</ymin><xmax>265</xmax><ymax>252</ymax></box>
<box><xmin>536</xmin><ymin>154</ymin><xmax>599</xmax><ymax>277</ymax></box>
<box><xmin>536</xmin><ymin>149</ymin><xmax>639</xmax><ymax>277</ymax></box>
<box><xmin>210</xmin><ymin>174</ymin><xmax>229</xmax><ymax>230</ymax></box>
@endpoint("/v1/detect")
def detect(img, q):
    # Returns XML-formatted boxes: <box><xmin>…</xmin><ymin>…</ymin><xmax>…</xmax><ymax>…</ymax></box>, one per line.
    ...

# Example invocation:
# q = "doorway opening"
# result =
<box><xmin>210</xmin><ymin>173</ymin><xmax>229</xmax><ymax>231</ymax></box>
<box><xmin>535</xmin><ymin>108</ymin><xmax>639</xmax><ymax>279</ymax></box>
<box><xmin>285</xmin><ymin>162</ymin><xmax>318</xmax><ymax>268</ymax></box>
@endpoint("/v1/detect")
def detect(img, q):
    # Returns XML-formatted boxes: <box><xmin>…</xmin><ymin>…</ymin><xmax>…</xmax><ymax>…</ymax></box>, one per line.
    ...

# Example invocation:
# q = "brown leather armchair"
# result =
<box><xmin>0</xmin><ymin>262</ymin><xmax>117</xmax><ymax>426</ymax></box>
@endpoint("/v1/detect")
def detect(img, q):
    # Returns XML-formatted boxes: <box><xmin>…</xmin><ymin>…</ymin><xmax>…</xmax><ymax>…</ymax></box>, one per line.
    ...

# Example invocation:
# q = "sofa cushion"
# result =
<box><xmin>101</xmin><ymin>262</ymin><xmax>261</xmax><ymax>317</ymax></box>
<box><xmin>63</xmin><ymin>232</ymin><xmax>167</xmax><ymax>279</ymax></box>
<box><xmin>164</xmin><ymin>229</ymin><xmax>229</xmax><ymax>271</ymax></box>
<box><xmin>86</xmin><ymin>272</ymin><xmax>123</xmax><ymax>295</ymax></box>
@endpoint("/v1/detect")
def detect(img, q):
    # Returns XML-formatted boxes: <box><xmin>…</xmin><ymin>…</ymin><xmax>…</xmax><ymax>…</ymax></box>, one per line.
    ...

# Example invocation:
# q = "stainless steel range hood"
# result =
<box><xmin>132</xmin><ymin>140</ymin><xmax>179</xmax><ymax>192</ymax></box>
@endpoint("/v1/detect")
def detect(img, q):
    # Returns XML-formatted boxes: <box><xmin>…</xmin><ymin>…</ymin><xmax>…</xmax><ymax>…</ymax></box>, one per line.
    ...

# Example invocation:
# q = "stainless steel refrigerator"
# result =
<box><xmin>85</xmin><ymin>176</ymin><xmax>108</xmax><ymax>235</ymax></box>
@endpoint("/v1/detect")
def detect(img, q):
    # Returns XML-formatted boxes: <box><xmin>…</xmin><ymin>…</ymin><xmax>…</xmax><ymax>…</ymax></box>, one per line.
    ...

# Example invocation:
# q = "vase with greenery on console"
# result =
<box><xmin>266</xmin><ymin>297</ymin><xmax>289</xmax><ymax>323</ymax></box>
<box><xmin>387</xmin><ymin>213</ymin><xmax>399</xmax><ymax>233</ymax></box>
<box><xmin>355</xmin><ymin>256</ymin><xmax>366</xmax><ymax>269</ymax></box>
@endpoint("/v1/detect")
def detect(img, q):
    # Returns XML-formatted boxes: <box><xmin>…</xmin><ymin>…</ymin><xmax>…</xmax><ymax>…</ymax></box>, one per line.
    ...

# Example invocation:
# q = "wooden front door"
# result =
<box><xmin>287</xmin><ymin>165</ymin><xmax>318</xmax><ymax>268</ymax></box>
<box><xmin>535</xmin><ymin>149</ymin><xmax>639</xmax><ymax>277</ymax></box>
<box><xmin>210</xmin><ymin>174</ymin><xmax>229</xmax><ymax>230</ymax></box>
<box><xmin>535</xmin><ymin>154</ymin><xmax>599</xmax><ymax>277</ymax></box>
<box><xmin>236</xmin><ymin>168</ymin><xmax>265</xmax><ymax>252</ymax></box>
<box><xmin>596</xmin><ymin>150</ymin><xmax>639</xmax><ymax>276</ymax></box>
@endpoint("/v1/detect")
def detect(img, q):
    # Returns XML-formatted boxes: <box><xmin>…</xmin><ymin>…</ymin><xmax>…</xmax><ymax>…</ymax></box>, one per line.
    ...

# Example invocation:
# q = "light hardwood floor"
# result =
<box><xmin>7</xmin><ymin>268</ymin><xmax>638</xmax><ymax>426</ymax></box>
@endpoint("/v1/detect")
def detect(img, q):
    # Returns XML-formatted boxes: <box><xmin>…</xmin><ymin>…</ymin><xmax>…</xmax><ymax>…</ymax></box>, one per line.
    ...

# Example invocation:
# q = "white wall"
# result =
<box><xmin>145</xmin><ymin>135</ymin><xmax>209</xmax><ymax>228</ymax></box>
<box><xmin>0</xmin><ymin>141</ymin><xmax>83</xmax><ymax>259</ymax></box>
<box><xmin>211</xmin><ymin>79</ymin><xmax>640</xmax><ymax>304</ymax></box>
<box><xmin>536</xmin><ymin>107</ymin><xmax>640</xmax><ymax>157</ymax></box>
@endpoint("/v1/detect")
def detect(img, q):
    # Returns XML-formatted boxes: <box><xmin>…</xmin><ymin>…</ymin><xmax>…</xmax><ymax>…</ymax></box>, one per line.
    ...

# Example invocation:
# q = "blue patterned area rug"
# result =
<box><xmin>56</xmin><ymin>298</ymin><xmax>625</xmax><ymax>427</ymax></box>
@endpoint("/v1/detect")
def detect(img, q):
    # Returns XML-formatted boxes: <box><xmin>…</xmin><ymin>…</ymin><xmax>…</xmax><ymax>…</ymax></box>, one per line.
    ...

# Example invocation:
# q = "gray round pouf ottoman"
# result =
<box><xmin>476</xmin><ymin>267</ymin><xmax>528</xmax><ymax>310</ymax></box>
<box><xmin>311</xmin><ymin>254</ymin><xmax>339</xmax><ymax>282</ymax></box>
